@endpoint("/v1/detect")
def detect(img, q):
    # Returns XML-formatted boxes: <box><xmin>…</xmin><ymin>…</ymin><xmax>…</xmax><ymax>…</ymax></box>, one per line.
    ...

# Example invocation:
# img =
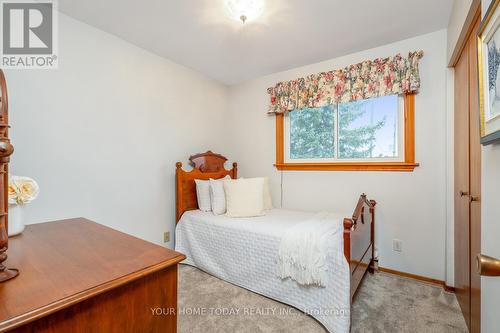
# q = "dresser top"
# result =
<box><xmin>0</xmin><ymin>218</ymin><xmax>185</xmax><ymax>331</ymax></box>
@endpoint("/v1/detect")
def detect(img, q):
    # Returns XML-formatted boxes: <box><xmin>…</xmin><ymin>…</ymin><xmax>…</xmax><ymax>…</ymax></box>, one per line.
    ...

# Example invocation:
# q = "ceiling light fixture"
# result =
<box><xmin>224</xmin><ymin>0</ymin><xmax>264</xmax><ymax>24</ymax></box>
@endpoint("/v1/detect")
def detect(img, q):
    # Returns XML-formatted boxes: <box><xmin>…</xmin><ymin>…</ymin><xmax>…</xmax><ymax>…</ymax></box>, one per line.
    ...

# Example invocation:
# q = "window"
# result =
<box><xmin>288</xmin><ymin>95</ymin><xmax>402</xmax><ymax>161</ymax></box>
<box><xmin>275</xmin><ymin>94</ymin><xmax>418</xmax><ymax>171</ymax></box>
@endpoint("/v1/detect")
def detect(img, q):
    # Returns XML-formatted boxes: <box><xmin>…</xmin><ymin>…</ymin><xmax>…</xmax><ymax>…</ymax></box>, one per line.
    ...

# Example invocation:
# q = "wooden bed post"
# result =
<box><xmin>369</xmin><ymin>200</ymin><xmax>377</xmax><ymax>274</ymax></box>
<box><xmin>175</xmin><ymin>162</ymin><xmax>183</xmax><ymax>223</ymax></box>
<box><xmin>232</xmin><ymin>162</ymin><xmax>238</xmax><ymax>179</ymax></box>
<box><xmin>343</xmin><ymin>218</ymin><xmax>353</xmax><ymax>265</ymax></box>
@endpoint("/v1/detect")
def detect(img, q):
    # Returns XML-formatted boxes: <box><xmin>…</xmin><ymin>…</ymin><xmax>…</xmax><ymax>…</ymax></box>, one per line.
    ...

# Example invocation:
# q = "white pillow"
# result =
<box><xmin>209</xmin><ymin>175</ymin><xmax>231</xmax><ymax>215</ymax></box>
<box><xmin>224</xmin><ymin>178</ymin><xmax>266</xmax><ymax>218</ymax></box>
<box><xmin>194</xmin><ymin>179</ymin><xmax>211</xmax><ymax>212</ymax></box>
<box><xmin>240</xmin><ymin>177</ymin><xmax>273</xmax><ymax>210</ymax></box>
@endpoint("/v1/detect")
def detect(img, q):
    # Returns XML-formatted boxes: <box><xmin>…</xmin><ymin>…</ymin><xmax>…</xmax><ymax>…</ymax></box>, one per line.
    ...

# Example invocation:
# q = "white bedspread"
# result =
<box><xmin>277</xmin><ymin>212</ymin><xmax>343</xmax><ymax>287</ymax></box>
<box><xmin>175</xmin><ymin>209</ymin><xmax>350</xmax><ymax>333</ymax></box>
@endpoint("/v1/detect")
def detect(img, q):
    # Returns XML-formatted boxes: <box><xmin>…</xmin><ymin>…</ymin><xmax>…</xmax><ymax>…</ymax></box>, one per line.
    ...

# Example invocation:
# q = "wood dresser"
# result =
<box><xmin>0</xmin><ymin>218</ymin><xmax>185</xmax><ymax>333</ymax></box>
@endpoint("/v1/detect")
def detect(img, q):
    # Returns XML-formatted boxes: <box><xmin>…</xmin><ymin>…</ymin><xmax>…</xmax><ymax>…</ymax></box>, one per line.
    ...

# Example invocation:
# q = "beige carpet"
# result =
<box><xmin>178</xmin><ymin>264</ymin><xmax>467</xmax><ymax>333</ymax></box>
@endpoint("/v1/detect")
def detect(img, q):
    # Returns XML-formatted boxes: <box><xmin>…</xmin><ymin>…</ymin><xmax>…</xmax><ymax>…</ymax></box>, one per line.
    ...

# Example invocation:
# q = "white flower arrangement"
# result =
<box><xmin>8</xmin><ymin>175</ymin><xmax>39</xmax><ymax>205</ymax></box>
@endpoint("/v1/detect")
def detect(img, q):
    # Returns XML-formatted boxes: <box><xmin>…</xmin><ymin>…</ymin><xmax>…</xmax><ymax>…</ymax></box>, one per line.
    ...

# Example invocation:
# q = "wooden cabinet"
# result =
<box><xmin>454</xmin><ymin>12</ymin><xmax>481</xmax><ymax>333</ymax></box>
<box><xmin>0</xmin><ymin>219</ymin><xmax>185</xmax><ymax>333</ymax></box>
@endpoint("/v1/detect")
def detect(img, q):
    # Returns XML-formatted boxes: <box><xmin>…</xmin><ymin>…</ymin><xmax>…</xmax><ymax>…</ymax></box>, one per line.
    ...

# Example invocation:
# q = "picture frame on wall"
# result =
<box><xmin>478</xmin><ymin>0</ymin><xmax>500</xmax><ymax>145</ymax></box>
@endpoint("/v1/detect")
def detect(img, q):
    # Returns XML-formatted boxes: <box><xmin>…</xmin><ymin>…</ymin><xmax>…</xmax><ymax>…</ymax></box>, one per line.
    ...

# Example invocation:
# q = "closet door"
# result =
<box><xmin>454</xmin><ymin>37</ymin><xmax>471</xmax><ymax>330</ymax></box>
<box><xmin>454</xmin><ymin>13</ymin><xmax>481</xmax><ymax>332</ymax></box>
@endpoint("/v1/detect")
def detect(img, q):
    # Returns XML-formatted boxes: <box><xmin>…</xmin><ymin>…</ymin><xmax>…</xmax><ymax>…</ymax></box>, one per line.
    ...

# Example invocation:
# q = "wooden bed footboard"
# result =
<box><xmin>344</xmin><ymin>194</ymin><xmax>376</xmax><ymax>301</ymax></box>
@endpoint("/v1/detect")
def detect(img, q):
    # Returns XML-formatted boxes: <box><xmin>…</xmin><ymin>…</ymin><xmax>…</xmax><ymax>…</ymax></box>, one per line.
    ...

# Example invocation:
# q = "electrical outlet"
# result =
<box><xmin>392</xmin><ymin>239</ymin><xmax>402</xmax><ymax>252</ymax></box>
<box><xmin>164</xmin><ymin>231</ymin><xmax>170</xmax><ymax>243</ymax></box>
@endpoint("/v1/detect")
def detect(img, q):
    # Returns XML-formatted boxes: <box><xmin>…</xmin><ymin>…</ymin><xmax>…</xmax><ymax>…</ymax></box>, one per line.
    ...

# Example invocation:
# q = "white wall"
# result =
<box><xmin>481</xmin><ymin>142</ymin><xmax>500</xmax><ymax>333</ymax></box>
<box><xmin>5</xmin><ymin>13</ymin><xmax>229</xmax><ymax>248</ymax></box>
<box><xmin>227</xmin><ymin>30</ymin><xmax>449</xmax><ymax>281</ymax></box>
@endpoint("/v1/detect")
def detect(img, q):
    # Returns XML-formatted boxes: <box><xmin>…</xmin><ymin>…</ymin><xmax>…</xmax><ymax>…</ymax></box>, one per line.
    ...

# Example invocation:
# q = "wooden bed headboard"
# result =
<box><xmin>176</xmin><ymin>151</ymin><xmax>237</xmax><ymax>222</ymax></box>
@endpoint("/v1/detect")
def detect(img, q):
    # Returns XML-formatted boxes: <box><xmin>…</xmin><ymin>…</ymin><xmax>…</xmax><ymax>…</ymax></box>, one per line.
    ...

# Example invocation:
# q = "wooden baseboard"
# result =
<box><xmin>444</xmin><ymin>284</ymin><xmax>456</xmax><ymax>293</ymax></box>
<box><xmin>378</xmin><ymin>266</ymin><xmax>455</xmax><ymax>292</ymax></box>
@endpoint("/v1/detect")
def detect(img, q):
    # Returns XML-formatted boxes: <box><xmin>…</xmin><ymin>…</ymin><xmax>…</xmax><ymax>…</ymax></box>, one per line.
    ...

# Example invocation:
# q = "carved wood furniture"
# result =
<box><xmin>0</xmin><ymin>69</ymin><xmax>17</xmax><ymax>283</ymax></box>
<box><xmin>175</xmin><ymin>151</ymin><xmax>237</xmax><ymax>222</ymax></box>
<box><xmin>175</xmin><ymin>151</ymin><xmax>375</xmax><ymax>300</ymax></box>
<box><xmin>0</xmin><ymin>218</ymin><xmax>186</xmax><ymax>332</ymax></box>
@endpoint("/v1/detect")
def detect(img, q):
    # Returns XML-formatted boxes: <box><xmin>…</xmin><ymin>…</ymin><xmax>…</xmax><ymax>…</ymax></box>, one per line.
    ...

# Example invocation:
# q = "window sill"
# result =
<box><xmin>274</xmin><ymin>162</ymin><xmax>420</xmax><ymax>172</ymax></box>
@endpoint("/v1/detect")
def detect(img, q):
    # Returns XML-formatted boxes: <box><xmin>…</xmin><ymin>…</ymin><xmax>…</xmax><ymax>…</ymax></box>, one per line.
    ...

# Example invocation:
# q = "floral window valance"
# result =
<box><xmin>267</xmin><ymin>51</ymin><xmax>423</xmax><ymax>114</ymax></box>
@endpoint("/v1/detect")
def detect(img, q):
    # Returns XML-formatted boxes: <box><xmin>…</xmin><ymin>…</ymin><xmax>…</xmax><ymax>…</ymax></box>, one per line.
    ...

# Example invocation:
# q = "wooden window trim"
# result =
<box><xmin>275</xmin><ymin>93</ymin><xmax>419</xmax><ymax>172</ymax></box>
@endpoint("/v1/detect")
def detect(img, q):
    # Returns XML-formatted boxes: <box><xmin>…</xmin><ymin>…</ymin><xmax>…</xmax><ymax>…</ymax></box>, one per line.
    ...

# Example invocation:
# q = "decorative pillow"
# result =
<box><xmin>240</xmin><ymin>177</ymin><xmax>273</xmax><ymax>210</ymax></box>
<box><xmin>223</xmin><ymin>178</ymin><xmax>266</xmax><ymax>218</ymax></box>
<box><xmin>194</xmin><ymin>179</ymin><xmax>211</xmax><ymax>212</ymax></box>
<box><xmin>209</xmin><ymin>175</ymin><xmax>231</xmax><ymax>215</ymax></box>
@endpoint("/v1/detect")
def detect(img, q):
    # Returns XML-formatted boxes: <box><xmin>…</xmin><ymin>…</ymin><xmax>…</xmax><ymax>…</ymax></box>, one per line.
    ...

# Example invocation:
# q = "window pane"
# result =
<box><xmin>290</xmin><ymin>106</ymin><xmax>335</xmax><ymax>159</ymax></box>
<box><xmin>338</xmin><ymin>95</ymin><xmax>399</xmax><ymax>159</ymax></box>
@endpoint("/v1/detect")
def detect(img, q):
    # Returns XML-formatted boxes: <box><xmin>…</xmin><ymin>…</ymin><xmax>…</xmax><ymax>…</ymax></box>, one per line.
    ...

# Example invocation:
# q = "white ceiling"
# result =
<box><xmin>59</xmin><ymin>0</ymin><xmax>454</xmax><ymax>85</ymax></box>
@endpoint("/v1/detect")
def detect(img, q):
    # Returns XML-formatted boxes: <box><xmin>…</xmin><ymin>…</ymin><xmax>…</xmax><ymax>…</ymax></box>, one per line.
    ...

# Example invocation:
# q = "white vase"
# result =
<box><xmin>8</xmin><ymin>204</ymin><xmax>24</xmax><ymax>236</ymax></box>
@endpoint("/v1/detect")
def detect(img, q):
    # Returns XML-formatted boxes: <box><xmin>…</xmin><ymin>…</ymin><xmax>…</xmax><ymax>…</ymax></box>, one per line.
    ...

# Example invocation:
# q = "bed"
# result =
<box><xmin>174</xmin><ymin>151</ymin><xmax>376</xmax><ymax>333</ymax></box>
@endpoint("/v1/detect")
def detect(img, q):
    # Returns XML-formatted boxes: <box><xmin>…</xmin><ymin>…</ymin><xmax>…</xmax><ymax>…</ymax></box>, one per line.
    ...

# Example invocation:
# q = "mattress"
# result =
<box><xmin>175</xmin><ymin>209</ymin><xmax>350</xmax><ymax>333</ymax></box>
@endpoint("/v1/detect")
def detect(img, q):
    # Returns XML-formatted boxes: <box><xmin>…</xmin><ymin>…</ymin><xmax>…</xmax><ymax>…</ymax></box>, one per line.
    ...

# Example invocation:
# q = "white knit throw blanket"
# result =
<box><xmin>277</xmin><ymin>212</ymin><xmax>342</xmax><ymax>287</ymax></box>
